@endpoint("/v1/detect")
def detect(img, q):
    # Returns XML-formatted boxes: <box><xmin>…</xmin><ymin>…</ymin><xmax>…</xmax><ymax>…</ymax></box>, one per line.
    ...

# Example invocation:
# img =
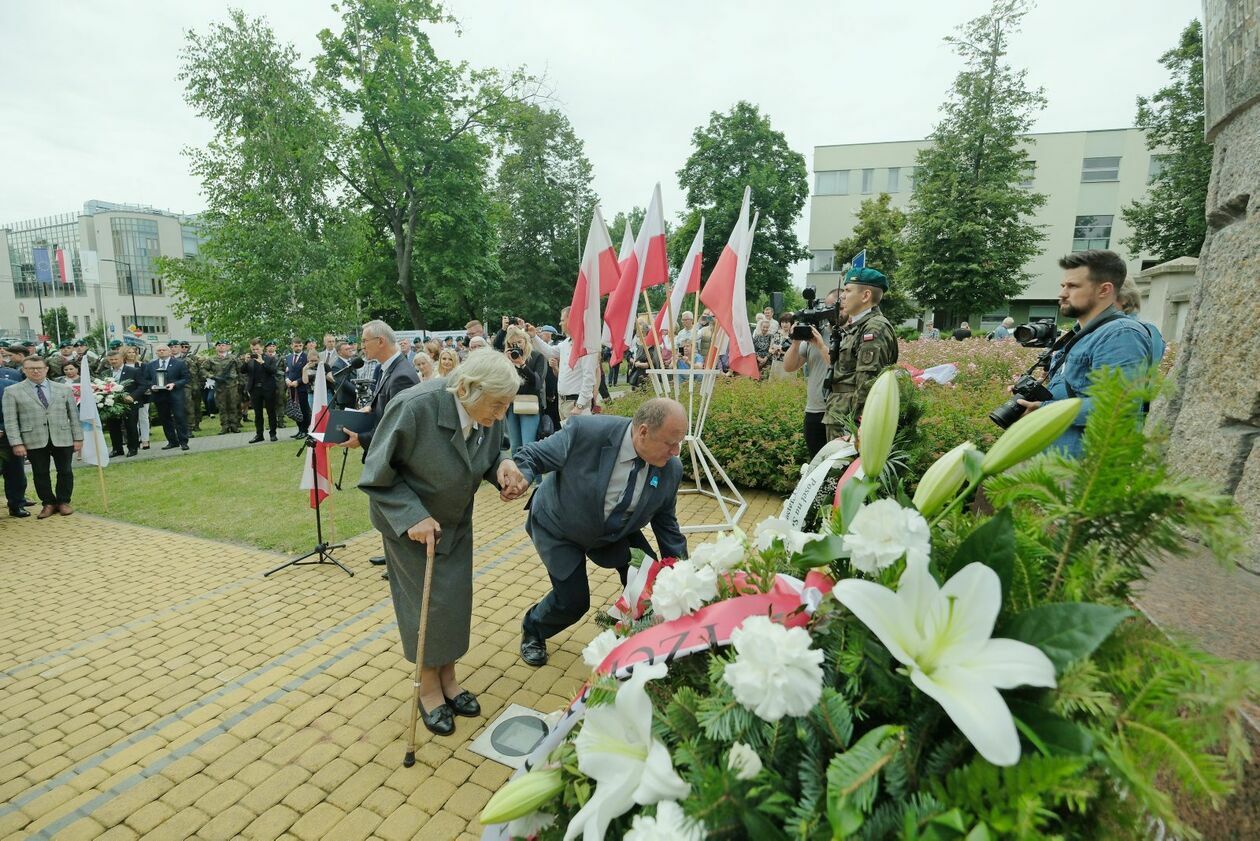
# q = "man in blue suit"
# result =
<box><xmin>145</xmin><ymin>343</ymin><xmax>190</xmax><ymax>450</ymax></box>
<box><xmin>284</xmin><ymin>338</ymin><xmax>311</xmax><ymax>437</ymax></box>
<box><xmin>506</xmin><ymin>397</ymin><xmax>690</xmax><ymax>666</ymax></box>
<box><xmin>0</xmin><ymin>374</ymin><xmax>32</xmax><ymax>516</ymax></box>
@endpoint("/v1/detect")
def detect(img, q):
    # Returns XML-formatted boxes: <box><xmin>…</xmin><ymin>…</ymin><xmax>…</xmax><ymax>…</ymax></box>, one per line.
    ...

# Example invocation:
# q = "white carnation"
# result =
<box><xmin>624</xmin><ymin>801</ymin><xmax>705</xmax><ymax>841</ymax></box>
<box><xmin>650</xmin><ymin>560</ymin><xmax>718</xmax><ymax>621</ymax></box>
<box><xmin>842</xmin><ymin>498</ymin><xmax>932</xmax><ymax>574</ymax></box>
<box><xmin>723</xmin><ymin>615</ymin><xmax>824</xmax><ymax>722</ymax></box>
<box><xmin>507</xmin><ymin>811</ymin><xmax>555</xmax><ymax>838</ymax></box>
<box><xmin>581</xmin><ymin>629</ymin><xmax>620</xmax><ymax>669</ymax></box>
<box><xmin>689</xmin><ymin>531</ymin><xmax>745</xmax><ymax>575</ymax></box>
<box><xmin>726</xmin><ymin>742</ymin><xmax>763</xmax><ymax>780</ymax></box>
<box><xmin>754</xmin><ymin>516</ymin><xmax>824</xmax><ymax>556</ymax></box>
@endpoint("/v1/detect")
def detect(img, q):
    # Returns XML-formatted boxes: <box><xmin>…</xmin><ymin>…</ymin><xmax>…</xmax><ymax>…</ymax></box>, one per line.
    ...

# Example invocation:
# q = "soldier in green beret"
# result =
<box><xmin>207</xmin><ymin>340</ymin><xmax>242</xmax><ymax>433</ymax></box>
<box><xmin>824</xmin><ymin>267</ymin><xmax>900</xmax><ymax>442</ymax></box>
<box><xmin>47</xmin><ymin>342</ymin><xmax>75</xmax><ymax>378</ymax></box>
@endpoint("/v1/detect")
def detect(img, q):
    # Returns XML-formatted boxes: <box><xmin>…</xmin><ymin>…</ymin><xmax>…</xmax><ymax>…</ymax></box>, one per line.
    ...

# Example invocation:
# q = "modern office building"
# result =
<box><xmin>0</xmin><ymin>200</ymin><xmax>203</xmax><ymax>345</ymax></box>
<box><xmin>806</xmin><ymin>127</ymin><xmax>1168</xmax><ymax>330</ymax></box>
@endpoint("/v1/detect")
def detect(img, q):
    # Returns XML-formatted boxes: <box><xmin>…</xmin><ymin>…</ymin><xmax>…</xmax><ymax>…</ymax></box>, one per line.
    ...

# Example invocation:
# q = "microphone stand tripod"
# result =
<box><xmin>265</xmin><ymin>403</ymin><xmax>352</xmax><ymax>577</ymax></box>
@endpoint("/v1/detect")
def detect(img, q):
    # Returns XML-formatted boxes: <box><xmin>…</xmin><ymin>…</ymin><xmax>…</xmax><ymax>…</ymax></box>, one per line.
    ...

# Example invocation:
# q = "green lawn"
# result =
<box><xmin>73</xmin><ymin>439</ymin><xmax>374</xmax><ymax>554</ymax></box>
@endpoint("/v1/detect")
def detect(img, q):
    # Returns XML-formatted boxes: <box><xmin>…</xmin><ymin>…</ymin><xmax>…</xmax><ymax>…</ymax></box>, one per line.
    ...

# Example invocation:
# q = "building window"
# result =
<box><xmin>1028</xmin><ymin>305</ymin><xmax>1060</xmax><ymax>320</ymax></box>
<box><xmin>905</xmin><ymin>166</ymin><xmax>918</xmax><ymax>192</ymax></box>
<box><xmin>6</xmin><ymin>214</ymin><xmax>87</xmax><ymax>299</ymax></box>
<box><xmin>811</xmin><ymin>250</ymin><xmax>838</xmax><ymax>272</ymax></box>
<box><xmin>1019</xmin><ymin>161</ymin><xmax>1036</xmax><ymax>188</ymax></box>
<box><xmin>1081</xmin><ymin>156</ymin><xmax>1121</xmax><ymax>182</ymax></box>
<box><xmin>979</xmin><ymin>310</ymin><xmax>1009</xmax><ymax>330</ymax></box>
<box><xmin>1148</xmin><ymin>154</ymin><xmax>1170</xmax><ymax>183</ymax></box>
<box><xmin>110</xmin><ymin>218</ymin><xmax>163</xmax><ymax>296</ymax></box>
<box><xmin>1072</xmin><ymin>215</ymin><xmax>1114</xmax><ymax>251</ymax></box>
<box><xmin>84</xmin><ymin>315</ymin><xmax>91</xmax><ymax>331</ymax></box>
<box><xmin>861</xmin><ymin>168</ymin><xmax>875</xmax><ymax>194</ymax></box>
<box><xmin>815</xmin><ymin>170</ymin><xmax>850</xmax><ymax>195</ymax></box>
<box><xmin>886</xmin><ymin>167</ymin><xmax>901</xmax><ymax>193</ymax></box>
<box><xmin>133</xmin><ymin>316</ymin><xmax>168</xmax><ymax>335</ymax></box>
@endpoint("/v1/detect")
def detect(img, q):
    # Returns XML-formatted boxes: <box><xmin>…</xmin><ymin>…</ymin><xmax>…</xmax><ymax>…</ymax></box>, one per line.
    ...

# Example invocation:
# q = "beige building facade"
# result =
<box><xmin>1</xmin><ymin>200</ymin><xmax>202</xmax><ymax>346</ymax></box>
<box><xmin>806</xmin><ymin>128</ymin><xmax>1167</xmax><ymax>330</ymax></box>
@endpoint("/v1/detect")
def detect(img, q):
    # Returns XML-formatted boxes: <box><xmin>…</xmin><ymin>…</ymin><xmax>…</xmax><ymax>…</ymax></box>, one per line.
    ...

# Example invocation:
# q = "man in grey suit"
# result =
<box><xmin>1</xmin><ymin>356</ymin><xmax>83</xmax><ymax>518</ymax></box>
<box><xmin>506</xmin><ymin>397</ymin><xmax>690</xmax><ymax>666</ymax></box>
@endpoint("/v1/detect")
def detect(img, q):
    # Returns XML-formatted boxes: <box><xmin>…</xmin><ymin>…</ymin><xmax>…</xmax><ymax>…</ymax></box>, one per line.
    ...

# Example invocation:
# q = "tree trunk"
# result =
<box><xmin>392</xmin><ymin>222</ymin><xmax>425</xmax><ymax>329</ymax></box>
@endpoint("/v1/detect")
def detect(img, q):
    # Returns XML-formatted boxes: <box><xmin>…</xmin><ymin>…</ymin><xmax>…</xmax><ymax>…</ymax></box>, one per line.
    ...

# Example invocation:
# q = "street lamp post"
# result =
<box><xmin>99</xmin><ymin>258</ymin><xmax>139</xmax><ymax>333</ymax></box>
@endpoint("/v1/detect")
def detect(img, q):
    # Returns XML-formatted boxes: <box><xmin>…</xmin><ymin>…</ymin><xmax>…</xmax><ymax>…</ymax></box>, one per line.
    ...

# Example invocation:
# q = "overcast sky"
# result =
<box><xmin>0</xmin><ymin>0</ymin><xmax>1195</xmax><ymax>284</ymax></box>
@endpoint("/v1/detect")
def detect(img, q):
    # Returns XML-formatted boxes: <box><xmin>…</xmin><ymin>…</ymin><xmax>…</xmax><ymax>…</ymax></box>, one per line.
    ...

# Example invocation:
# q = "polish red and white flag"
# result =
<box><xmin>567</xmin><ymin>208</ymin><xmax>619</xmax><ymax>369</ymax></box>
<box><xmin>604</xmin><ymin>184</ymin><xmax>668</xmax><ymax>365</ymax></box>
<box><xmin>648</xmin><ymin>218</ymin><xmax>705</xmax><ymax>348</ymax></box>
<box><xmin>699</xmin><ymin>187</ymin><xmax>759</xmax><ymax>378</ymax></box>
<box><xmin>299</xmin><ymin>362</ymin><xmax>332</xmax><ymax>507</ymax></box>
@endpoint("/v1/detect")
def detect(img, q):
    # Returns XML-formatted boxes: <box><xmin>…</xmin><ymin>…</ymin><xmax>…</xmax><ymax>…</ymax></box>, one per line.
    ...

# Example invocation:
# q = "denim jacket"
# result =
<box><xmin>1043</xmin><ymin>306</ymin><xmax>1154</xmax><ymax>457</ymax></box>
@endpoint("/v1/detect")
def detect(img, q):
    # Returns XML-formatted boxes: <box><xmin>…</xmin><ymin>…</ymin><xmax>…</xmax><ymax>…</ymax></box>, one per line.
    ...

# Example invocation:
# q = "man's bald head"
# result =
<box><xmin>630</xmin><ymin>398</ymin><xmax>688</xmax><ymax>467</ymax></box>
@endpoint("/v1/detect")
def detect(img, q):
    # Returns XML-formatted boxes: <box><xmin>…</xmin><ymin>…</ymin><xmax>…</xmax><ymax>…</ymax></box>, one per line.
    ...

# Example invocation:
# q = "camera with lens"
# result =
<box><xmin>788</xmin><ymin>286</ymin><xmax>838</xmax><ymax>340</ymax></box>
<box><xmin>352</xmin><ymin>378</ymin><xmax>374</xmax><ymax>409</ymax></box>
<box><xmin>507</xmin><ymin>346</ymin><xmax>524</xmax><ymax>361</ymax></box>
<box><xmin>1013</xmin><ymin>317</ymin><xmax>1058</xmax><ymax>348</ymax></box>
<box><xmin>989</xmin><ymin>365</ymin><xmax>1055</xmax><ymax>429</ymax></box>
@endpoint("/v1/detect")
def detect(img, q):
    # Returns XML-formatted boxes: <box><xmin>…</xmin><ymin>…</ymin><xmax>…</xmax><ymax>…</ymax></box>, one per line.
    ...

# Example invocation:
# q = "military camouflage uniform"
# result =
<box><xmin>824</xmin><ymin>305</ymin><xmax>899</xmax><ymax>440</ymax></box>
<box><xmin>208</xmin><ymin>353</ymin><xmax>242</xmax><ymax>433</ymax></box>
<box><xmin>271</xmin><ymin>353</ymin><xmax>288</xmax><ymax>427</ymax></box>
<box><xmin>182</xmin><ymin>352</ymin><xmax>204</xmax><ymax>431</ymax></box>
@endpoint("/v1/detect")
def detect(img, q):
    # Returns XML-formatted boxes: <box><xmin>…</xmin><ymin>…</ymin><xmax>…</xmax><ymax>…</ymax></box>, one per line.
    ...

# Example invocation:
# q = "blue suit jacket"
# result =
<box><xmin>513</xmin><ymin>414</ymin><xmax>687</xmax><ymax>579</ymax></box>
<box><xmin>144</xmin><ymin>358</ymin><xmax>188</xmax><ymax>400</ymax></box>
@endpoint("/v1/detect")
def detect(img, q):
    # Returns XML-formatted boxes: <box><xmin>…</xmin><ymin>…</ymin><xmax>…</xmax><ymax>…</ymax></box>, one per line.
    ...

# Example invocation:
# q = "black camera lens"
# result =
<box><xmin>988</xmin><ymin>398</ymin><xmax>1025</xmax><ymax>429</ymax></box>
<box><xmin>507</xmin><ymin>347</ymin><xmax>523</xmax><ymax>360</ymax></box>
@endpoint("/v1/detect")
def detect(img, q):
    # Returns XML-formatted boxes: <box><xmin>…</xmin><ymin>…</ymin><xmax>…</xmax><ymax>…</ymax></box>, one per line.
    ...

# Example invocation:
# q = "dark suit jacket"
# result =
<box><xmin>330</xmin><ymin>356</ymin><xmax>359</xmax><ymax>408</ymax></box>
<box><xmin>245</xmin><ymin>354</ymin><xmax>279</xmax><ymax>394</ymax></box>
<box><xmin>144</xmin><ymin>359</ymin><xmax>188</xmax><ymax>401</ymax></box>
<box><xmin>104</xmin><ymin>364</ymin><xmax>146</xmax><ymax>402</ymax></box>
<box><xmin>284</xmin><ymin>352</ymin><xmax>309</xmax><ymax>391</ymax></box>
<box><xmin>513</xmin><ymin>414</ymin><xmax>687</xmax><ymax>579</ymax></box>
<box><xmin>360</xmin><ymin>355</ymin><xmax>420</xmax><ymax>454</ymax></box>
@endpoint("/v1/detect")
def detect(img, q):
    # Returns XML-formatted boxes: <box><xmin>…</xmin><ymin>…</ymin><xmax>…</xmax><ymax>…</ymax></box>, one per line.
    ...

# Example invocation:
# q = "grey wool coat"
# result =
<box><xmin>358</xmin><ymin>378</ymin><xmax>508</xmax><ymax>666</ymax></box>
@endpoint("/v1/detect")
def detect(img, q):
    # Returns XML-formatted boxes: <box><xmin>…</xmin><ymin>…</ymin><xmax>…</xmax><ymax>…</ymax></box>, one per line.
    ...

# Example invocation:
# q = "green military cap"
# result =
<box><xmin>265</xmin><ymin>340</ymin><xmax>277</xmax><ymax>347</ymax></box>
<box><xmin>108</xmin><ymin>340</ymin><xmax>124</xmax><ymax>348</ymax></box>
<box><xmin>180</xmin><ymin>340</ymin><xmax>191</xmax><ymax>347</ymax></box>
<box><xmin>214</xmin><ymin>338</ymin><xmax>230</xmax><ymax>346</ymax></box>
<box><xmin>844</xmin><ymin>267</ymin><xmax>889</xmax><ymax>291</ymax></box>
<box><xmin>167</xmin><ymin>339</ymin><xmax>180</xmax><ymax>347</ymax></box>
<box><xmin>73</xmin><ymin>339</ymin><xmax>87</xmax><ymax>347</ymax></box>
<box><xmin>58</xmin><ymin>340</ymin><xmax>71</xmax><ymax>349</ymax></box>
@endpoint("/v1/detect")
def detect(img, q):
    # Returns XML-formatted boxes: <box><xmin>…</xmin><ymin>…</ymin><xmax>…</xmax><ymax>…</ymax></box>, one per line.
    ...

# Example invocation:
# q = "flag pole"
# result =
<box><xmin>97</xmin><ymin>462</ymin><xmax>109</xmax><ymax>513</ymax></box>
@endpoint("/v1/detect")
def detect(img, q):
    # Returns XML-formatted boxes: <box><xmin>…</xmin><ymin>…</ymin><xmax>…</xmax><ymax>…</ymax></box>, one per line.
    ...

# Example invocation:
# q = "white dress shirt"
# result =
<box><xmin>531</xmin><ymin>336</ymin><xmax>596</xmax><ymax>408</ymax></box>
<box><xmin>454</xmin><ymin>395</ymin><xmax>478</xmax><ymax>441</ymax></box>
<box><xmin>603</xmin><ymin>426</ymin><xmax>649</xmax><ymax>521</ymax></box>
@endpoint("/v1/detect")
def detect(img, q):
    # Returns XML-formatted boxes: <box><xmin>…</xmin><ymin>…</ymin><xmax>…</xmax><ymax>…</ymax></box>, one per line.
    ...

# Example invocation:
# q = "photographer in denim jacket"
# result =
<box><xmin>1016</xmin><ymin>250</ymin><xmax>1155</xmax><ymax>457</ymax></box>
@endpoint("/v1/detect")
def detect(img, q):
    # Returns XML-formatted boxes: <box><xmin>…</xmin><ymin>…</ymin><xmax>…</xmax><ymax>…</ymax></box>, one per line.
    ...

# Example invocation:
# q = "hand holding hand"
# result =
<box><xmin>406</xmin><ymin>517</ymin><xmax>441</xmax><ymax>550</ymax></box>
<box><xmin>497</xmin><ymin>459</ymin><xmax>529</xmax><ymax>500</ymax></box>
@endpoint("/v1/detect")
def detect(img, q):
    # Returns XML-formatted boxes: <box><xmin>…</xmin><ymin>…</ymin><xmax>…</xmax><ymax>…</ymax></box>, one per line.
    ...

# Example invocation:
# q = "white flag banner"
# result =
<box><xmin>77</xmin><ymin>364</ymin><xmax>109</xmax><ymax>468</ymax></box>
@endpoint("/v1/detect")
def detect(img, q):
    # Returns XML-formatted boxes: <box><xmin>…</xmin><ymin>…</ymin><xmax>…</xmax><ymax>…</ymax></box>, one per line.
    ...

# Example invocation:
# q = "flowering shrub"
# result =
<box><xmin>482</xmin><ymin>370</ymin><xmax>1254</xmax><ymax>841</ymax></box>
<box><xmin>71</xmin><ymin>378</ymin><xmax>135</xmax><ymax>422</ymax></box>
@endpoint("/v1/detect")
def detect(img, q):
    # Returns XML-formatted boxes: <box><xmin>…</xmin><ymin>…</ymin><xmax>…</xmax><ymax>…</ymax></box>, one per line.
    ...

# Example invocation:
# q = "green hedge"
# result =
<box><xmin>605</xmin><ymin>378</ymin><xmax>808</xmax><ymax>494</ymax></box>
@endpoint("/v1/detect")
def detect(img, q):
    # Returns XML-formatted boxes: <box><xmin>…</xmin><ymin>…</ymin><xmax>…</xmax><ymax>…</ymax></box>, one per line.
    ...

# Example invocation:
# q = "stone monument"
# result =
<box><xmin>1149</xmin><ymin>0</ymin><xmax>1260</xmax><ymax>571</ymax></box>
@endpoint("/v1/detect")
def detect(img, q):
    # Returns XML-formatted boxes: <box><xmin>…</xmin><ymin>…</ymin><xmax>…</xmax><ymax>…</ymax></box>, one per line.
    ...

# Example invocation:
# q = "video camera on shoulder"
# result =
<box><xmin>787</xmin><ymin>286</ymin><xmax>839</xmax><ymax>341</ymax></box>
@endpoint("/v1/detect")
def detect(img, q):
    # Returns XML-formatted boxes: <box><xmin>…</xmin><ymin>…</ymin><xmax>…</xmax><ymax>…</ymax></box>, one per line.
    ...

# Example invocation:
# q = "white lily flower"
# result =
<box><xmin>582</xmin><ymin>629</ymin><xmax>621</xmax><ymax>669</ymax></box>
<box><xmin>833</xmin><ymin>560</ymin><xmax>1056</xmax><ymax>766</ymax></box>
<box><xmin>650</xmin><ymin>560</ymin><xmax>718</xmax><ymax>621</ymax></box>
<box><xmin>754</xmin><ymin>517</ymin><xmax>825</xmax><ymax>557</ymax></box>
<box><xmin>726</xmin><ymin>742</ymin><xmax>763</xmax><ymax>780</ymax></box>
<box><xmin>508</xmin><ymin>811</ymin><xmax>556</xmax><ymax>838</ymax></box>
<box><xmin>566</xmin><ymin>661</ymin><xmax>689</xmax><ymax>841</ymax></box>
<box><xmin>624</xmin><ymin>801</ymin><xmax>706</xmax><ymax>841</ymax></box>
<box><xmin>690</xmin><ymin>530</ymin><xmax>746</xmax><ymax>574</ymax></box>
<box><xmin>723</xmin><ymin>615</ymin><xmax>824</xmax><ymax>722</ymax></box>
<box><xmin>843</xmin><ymin>498</ymin><xmax>932</xmax><ymax>574</ymax></box>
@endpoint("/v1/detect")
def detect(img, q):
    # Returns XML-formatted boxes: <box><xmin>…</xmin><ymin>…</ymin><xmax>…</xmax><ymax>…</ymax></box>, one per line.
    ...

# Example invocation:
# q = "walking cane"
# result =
<box><xmin>402</xmin><ymin>541</ymin><xmax>437</xmax><ymax>767</ymax></box>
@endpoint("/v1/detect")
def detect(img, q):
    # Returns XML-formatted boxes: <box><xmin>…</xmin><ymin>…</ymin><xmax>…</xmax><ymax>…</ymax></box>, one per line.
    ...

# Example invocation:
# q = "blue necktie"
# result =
<box><xmin>35</xmin><ymin>383</ymin><xmax>49</xmax><ymax>408</ymax></box>
<box><xmin>605</xmin><ymin>457</ymin><xmax>644</xmax><ymax>534</ymax></box>
<box><xmin>372</xmin><ymin>365</ymin><xmax>384</xmax><ymax>386</ymax></box>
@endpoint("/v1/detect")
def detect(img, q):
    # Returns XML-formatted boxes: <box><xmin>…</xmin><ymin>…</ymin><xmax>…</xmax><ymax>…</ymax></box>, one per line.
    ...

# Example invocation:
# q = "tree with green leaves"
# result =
<box><xmin>607</xmin><ymin>207</ymin><xmax>645</xmax><ymax>254</ymax></box>
<box><xmin>902</xmin><ymin>0</ymin><xmax>1048</xmax><ymax>323</ymax></box>
<box><xmin>833</xmin><ymin>193</ymin><xmax>918</xmax><ymax>325</ymax></box>
<box><xmin>168</xmin><ymin>10</ymin><xmax>370</xmax><ymax>341</ymax></box>
<box><xmin>491</xmin><ymin>105</ymin><xmax>599</xmax><ymax>322</ymax></box>
<box><xmin>40</xmin><ymin>306</ymin><xmax>75</xmax><ymax>342</ymax></box>
<box><xmin>1120</xmin><ymin>20</ymin><xmax>1210</xmax><ymax>262</ymax></box>
<box><xmin>314</xmin><ymin>0</ymin><xmax>540</xmax><ymax>329</ymax></box>
<box><xmin>674</xmin><ymin>101</ymin><xmax>809</xmax><ymax>302</ymax></box>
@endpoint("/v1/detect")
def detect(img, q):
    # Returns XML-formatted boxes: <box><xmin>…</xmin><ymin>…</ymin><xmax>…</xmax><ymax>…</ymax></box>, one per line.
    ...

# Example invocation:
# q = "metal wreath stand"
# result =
<box><xmin>646</xmin><ymin>365</ymin><xmax>746</xmax><ymax>534</ymax></box>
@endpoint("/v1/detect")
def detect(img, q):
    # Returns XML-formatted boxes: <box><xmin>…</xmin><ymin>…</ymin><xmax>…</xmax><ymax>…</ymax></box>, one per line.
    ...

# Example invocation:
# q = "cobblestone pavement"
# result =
<box><xmin>0</xmin><ymin>485</ymin><xmax>781</xmax><ymax>840</ymax></box>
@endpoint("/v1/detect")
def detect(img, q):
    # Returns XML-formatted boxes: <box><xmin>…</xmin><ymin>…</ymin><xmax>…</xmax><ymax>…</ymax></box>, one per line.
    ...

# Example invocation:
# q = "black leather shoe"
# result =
<box><xmin>520</xmin><ymin>615</ymin><xmax>548</xmax><ymax>667</ymax></box>
<box><xmin>369</xmin><ymin>556</ymin><xmax>387</xmax><ymax>566</ymax></box>
<box><xmin>21</xmin><ymin>498</ymin><xmax>36</xmax><ymax>507</ymax></box>
<box><xmin>180</xmin><ymin>443</ymin><xmax>190</xmax><ymax>451</ymax></box>
<box><xmin>270</xmin><ymin>434</ymin><xmax>278</xmax><ymax>442</ymax></box>
<box><xmin>161</xmin><ymin>443</ymin><xmax>178</xmax><ymax>450</ymax></box>
<box><xmin>248</xmin><ymin>435</ymin><xmax>264</xmax><ymax>443</ymax></box>
<box><xmin>109</xmin><ymin>449</ymin><xmax>124</xmax><ymax>457</ymax></box>
<box><xmin>444</xmin><ymin>691</ymin><xmax>480</xmax><ymax>717</ymax></box>
<box><xmin>9</xmin><ymin>508</ymin><xmax>30</xmax><ymax>518</ymax></box>
<box><xmin>420</xmin><ymin>701</ymin><xmax>456</xmax><ymax>736</ymax></box>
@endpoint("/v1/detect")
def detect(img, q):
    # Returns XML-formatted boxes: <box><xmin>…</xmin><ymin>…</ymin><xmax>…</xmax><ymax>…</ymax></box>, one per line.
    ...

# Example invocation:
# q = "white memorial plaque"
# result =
<box><xmin>468</xmin><ymin>704</ymin><xmax>552</xmax><ymax>769</ymax></box>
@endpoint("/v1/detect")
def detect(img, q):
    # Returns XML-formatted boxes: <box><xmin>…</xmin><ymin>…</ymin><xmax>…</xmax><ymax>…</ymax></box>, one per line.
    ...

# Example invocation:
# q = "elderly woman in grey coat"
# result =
<box><xmin>359</xmin><ymin>349</ymin><xmax>525</xmax><ymax>736</ymax></box>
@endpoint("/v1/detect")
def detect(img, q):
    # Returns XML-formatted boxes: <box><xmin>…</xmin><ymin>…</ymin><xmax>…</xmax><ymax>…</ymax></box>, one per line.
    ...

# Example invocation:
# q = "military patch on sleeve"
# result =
<box><xmin>863</xmin><ymin>333</ymin><xmax>875</xmax><ymax>342</ymax></box>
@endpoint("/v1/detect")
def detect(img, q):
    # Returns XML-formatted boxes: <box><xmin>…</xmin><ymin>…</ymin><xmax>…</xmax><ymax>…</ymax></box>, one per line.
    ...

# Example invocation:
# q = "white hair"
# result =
<box><xmin>360</xmin><ymin>319</ymin><xmax>396</xmax><ymax>345</ymax></box>
<box><xmin>469</xmin><ymin>336</ymin><xmax>488</xmax><ymax>349</ymax></box>
<box><xmin>445</xmin><ymin>348</ymin><xmax>520</xmax><ymax>406</ymax></box>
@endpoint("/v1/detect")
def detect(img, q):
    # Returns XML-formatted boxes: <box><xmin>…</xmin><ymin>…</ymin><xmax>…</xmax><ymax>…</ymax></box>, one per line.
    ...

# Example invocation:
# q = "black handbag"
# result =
<box><xmin>284</xmin><ymin>388</ymin><xmax>305</xmax><ymax>421</ymax></box>
<box><xmin>537</xmin><ymin>413</ymin><xmax>556</xmax><ymax>440</ymax></box>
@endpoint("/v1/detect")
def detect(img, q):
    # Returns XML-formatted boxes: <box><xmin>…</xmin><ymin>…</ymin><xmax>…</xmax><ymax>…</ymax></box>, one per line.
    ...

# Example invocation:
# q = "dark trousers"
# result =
<box><xmin>294</xmin><ymin>387</ymin><xmax>311</xmax><ymax>434</ymax></box>
<box><xmin>607</xmin><ymin>361</ymin><xmax>620</xmax><ymax>386</ymax></box>
<box><xmin>26</xmin><ymin>444</ymin><xmax>74</xmax><ymax>505</ymax></box>
<box><xmin>804</xmin><ymin>411</ymin><xmax>828</xmax><ymax>459</ymax></box>
<box><xmin>251</xmin><ymin>388</ymin><xmax>277</xmax><ymax>435</ymax></box>
<box><xmin>2</xmin><ymin>446</ymin><xmax>28</xmax><ymax>512</ymax></box>
<box><xmin>154</xmin><ymin>394</ymin><xmax>188</xmax><ymax>445</ymax></box>
<box><xmin>526</xmin><ymin>557</ymin><xmax>630</xmax><ymax>640</ymax></box>
<box><xmin>106</xmin><ymin>407</ymin><xmax>140</xmax><ymax>454</ymax></box>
